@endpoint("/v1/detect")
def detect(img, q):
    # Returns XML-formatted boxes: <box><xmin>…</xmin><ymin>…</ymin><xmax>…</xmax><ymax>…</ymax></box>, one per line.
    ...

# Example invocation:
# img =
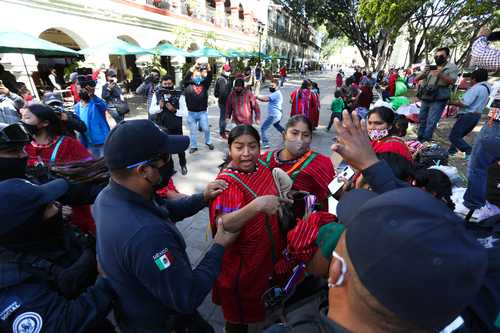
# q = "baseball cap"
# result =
<box><xmin>0</xmin><ymin>178</ymin><xmax>68</xmax><ymax>235</ymax></box>
<box><xmin>104</xmin><ymin>119</ymin><xmax>189</xmax><ymax>170</ymax></box>
<box><xmin>43</xmin><ymin>92</ymin><xmax>63</xmax><ymax>106</ymax></box>
<box><xmin>337</xmin><ymin>188</ymin><xmax>488</xmax><ymax>331</ymax></box>
<box><xmin>69</xmin><ymin>72</ymin><xmax>78</xmax><ymax>82</ymax></box>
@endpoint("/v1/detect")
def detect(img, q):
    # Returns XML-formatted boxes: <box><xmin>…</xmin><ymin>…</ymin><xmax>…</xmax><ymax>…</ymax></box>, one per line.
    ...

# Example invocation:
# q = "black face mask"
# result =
<box><xmin>434</xmin><ymin>55</ymin><xmax>447</xmax><ymax>66</ymax></box>
<box><xmin>21</xmin><ymin>122</ymin><xmax>38</xmax><ymax>136</ymax></box>
<box><xmin>269</xmin><ymin>87</ymin><xmax>276</xmax><ymax>93</ymax></box>
<box><xmin>79</xmin><ymin>91</ymin><xmax>90</xmax><ymax>102</ymax></box>
<box><xmin>147</xmin><ymin>158</ymin><xmax>175</xmax><ymax>191</ymax></box>
<box><xmin>0</xmin><ymin>156</ymin><xmax>28</xmax><ymax>181</ymax></box>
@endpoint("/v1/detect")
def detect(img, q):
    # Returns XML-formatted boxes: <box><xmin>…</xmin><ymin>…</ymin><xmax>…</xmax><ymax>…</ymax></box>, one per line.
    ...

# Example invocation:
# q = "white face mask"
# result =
<box><xmin>368</xmin><ymin>128</ymin><xmax>389</xmax><ymax>141</ymax></box>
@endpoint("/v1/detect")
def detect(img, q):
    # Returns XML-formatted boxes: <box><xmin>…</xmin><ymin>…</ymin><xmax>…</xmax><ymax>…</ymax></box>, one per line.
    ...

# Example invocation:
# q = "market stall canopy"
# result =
<box><xmin>223</xmin><ymin>49</ymin><xmax>244</xmax><ymax>58</ymax></box>
<box><xmin>187</xmin><ymin>47</ymin><xmax>224</xmax><ymax>58</ymax></box>
<box><xmin>78</xmin><ymin>39</ymin><xmax>152</xmax><ymax>55</ymax></box>
<box><xmin>155</xmin><ymin>43</ymin><xmax>188</xmax><ymax>57</ymax></box>
<box><xmin>0</xmin><ymin>31</ymin><xmax>80</xmax><ymax>56</ymax></box>
<box><xmin>250</xmin><ymin>52</ymin><xmax>272</xmax><ymax>61</ymax></box>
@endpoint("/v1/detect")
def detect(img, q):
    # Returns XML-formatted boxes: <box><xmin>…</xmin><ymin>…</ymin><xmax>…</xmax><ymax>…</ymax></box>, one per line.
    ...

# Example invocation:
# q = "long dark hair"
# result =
<box><xmin>413</xmin><ymin>168</ymin><xmax>455</xmax><ymax>211</ymax></box>
<box><xmin>26</xmin><ymin>103</ymin><xmax>62</xmax><ymax>137</ymax></box>
<box><xmin>367</xmin><ymin>106</ymin><xmax>398</xmax><ymax>136</ymax></box>
<box><xmin>219</xmin><ymin>125</ymin><xmax>261</xmax><ymax>170</ymax></box>
<box><xmin>285</xmin><ymin>115</ymin><xmax>313</xmax><ymax>134</ymax></box>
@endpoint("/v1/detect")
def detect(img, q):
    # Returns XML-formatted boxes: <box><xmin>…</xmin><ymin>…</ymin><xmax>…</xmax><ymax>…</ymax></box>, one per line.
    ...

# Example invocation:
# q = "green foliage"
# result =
<box><xmin>203</xmin><ymin>31</ymin><xmax>218</xmax><ymax>49</ymax></box>
<box><xmin>143</xmin><ymin>49</ymin><xmax>167</xmax><ymax>76</ymax></box>
<box><xmin>173</xmin><ymin>26</ymin><xmax>193</xmax><ymax>50</ymax></box>
<box><xmin>320</xmin><ymin>36</ymin><xmax>349</xmax><ymax>60</ymax></box>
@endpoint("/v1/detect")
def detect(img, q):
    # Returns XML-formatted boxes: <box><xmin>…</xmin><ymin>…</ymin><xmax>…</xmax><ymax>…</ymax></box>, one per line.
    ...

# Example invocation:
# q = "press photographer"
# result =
<box><xmin>149</xmin><ymin>75</ymin><xmax>187</xmax><ymax>175</ymax></box>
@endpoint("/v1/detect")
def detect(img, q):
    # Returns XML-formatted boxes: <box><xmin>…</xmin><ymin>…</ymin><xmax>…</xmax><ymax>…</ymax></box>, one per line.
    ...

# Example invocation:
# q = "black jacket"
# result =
<box><xmin>214</xmin><ymin>74</ymin><xmax>231</xmax><ymax>106</ymax></box>
<box><xmin>183</xmin><ymin>70</ymin><xmax>213</xmax><ymax>112</ymax></box>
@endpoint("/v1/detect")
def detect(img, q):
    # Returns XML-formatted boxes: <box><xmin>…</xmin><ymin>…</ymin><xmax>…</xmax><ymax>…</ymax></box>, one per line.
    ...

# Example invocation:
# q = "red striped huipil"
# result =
<box><xmin>225</xmin><ymin>89</ymin><xmax>261</xmax><ymax>125</ymax></box>
<box><xmin>262</xmin><ymin>149</ymin><xmax>335</xmax><ymax>209</ymax></box>
<box><xmin>371</xmin><ymin>136</ymin><xmax>413</xmax><ymax>162</ymax></box>
<box><xmin>209</xmin><ymin>163</ymin><xmax>283</xmax><ymax>324</ymax></box>
<box><xmin>290</xmin><ymin>88</ymin><xmax>320</xmax><ymax>127</ymax></box>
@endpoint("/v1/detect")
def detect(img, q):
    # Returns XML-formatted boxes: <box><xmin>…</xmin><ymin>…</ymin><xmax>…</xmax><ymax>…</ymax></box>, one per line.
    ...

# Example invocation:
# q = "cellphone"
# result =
<box><xmin>429</xmin><ymin>65</ymin><xmax>438</xmax><ymax>70</ymax></box>
<box><xmin>328</xmin><ymin>165</ymin><xmax>355</xmax><ymax>195</ymax></box>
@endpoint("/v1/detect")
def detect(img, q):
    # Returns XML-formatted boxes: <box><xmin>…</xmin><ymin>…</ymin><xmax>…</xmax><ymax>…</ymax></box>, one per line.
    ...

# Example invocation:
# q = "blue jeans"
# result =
<box><xmin>89</xmin><ymin>144</ymin><xmax>104</xmax><ymax>158</ymax></box>
<box><xmin>279</xmin><ymin>76</ymin><xmax>285</xmax><ymax>87</ymax></box>
<box><xmin>261</xmin><ymin>113</ymin><xmax>284</xmax><ymax>146</ymax></box>
<box><xmin>448</xmin><ymin>113</ymin><xmax>481</xmax><ymax>155</ymax></box>
<box><xmin>187</xmin><ymin>111</ymin><xmax>212</xmax><ymax>149</ymax></box>
<box><xmin>417</xmin><ymin>100</ymin><xmax>447</xmax><ymax>141</ymax></box>
<box><xmin>218</xmin><ymin>102</ymin><xmax>226</xmax><ymax>135</ymax></box>
<box><xmin>463</xmin><ymin>121</ymin><xmax>500</xmax><ymax>210</ymax></box>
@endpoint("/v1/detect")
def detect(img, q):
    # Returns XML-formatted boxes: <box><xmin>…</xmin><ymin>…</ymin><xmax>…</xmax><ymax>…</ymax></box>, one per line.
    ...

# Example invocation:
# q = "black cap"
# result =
<box><xmin>104</xmin><ymin>120</ymin><xmax>189</xmax><ymax>170</ymax></box>
<box><xmin>0</xmin><ymin>178</ymin><xmax>68</xmax><ymax>235</ymax></box>
<box><xmin>0</xmin><ymin>123</ymin><xmax>31</xmax><ymax>149</ymax></box>
<box><xmin>42</xmin><ymin>92</ymin><xmax>63</xmax><ymax>106</ymax></box>
<box><xmin>337</xmin><ymin>188</ymin><xmax>488</xmax><ymax>331</ymax></box>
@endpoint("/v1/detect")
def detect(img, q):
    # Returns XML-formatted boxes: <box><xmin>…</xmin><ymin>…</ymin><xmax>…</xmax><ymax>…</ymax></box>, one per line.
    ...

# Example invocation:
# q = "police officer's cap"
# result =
<box><xmin>0</xmin><ymin>178</ymin><xmax>68</xmax><ymax>235</ymax></box>
<box><xmin>104</xmin><ymin>119</ymin><xmax>189</xmax><ymax>170</ymax></box>
<box><xmin>0</xmin><ymin>123</ymin><xmax>31</xmax><ymax>150</ymax></box>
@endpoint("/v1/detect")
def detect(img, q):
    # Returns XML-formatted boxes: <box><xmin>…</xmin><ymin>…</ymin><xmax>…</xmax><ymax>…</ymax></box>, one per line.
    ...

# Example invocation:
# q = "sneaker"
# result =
<box><xmin>189</xmin><ymin>148</ymin><xmax>198</xmax><ymax>154</ymax></box>
<box><xmin>181</xmin><ymin>166</ymin><xmax>188</xmax><ymax>175</ymax></box>
<box><xmin>206</xmin><ymin>143</ymin><xmax>215</xmax><ymax>150</ymax></box>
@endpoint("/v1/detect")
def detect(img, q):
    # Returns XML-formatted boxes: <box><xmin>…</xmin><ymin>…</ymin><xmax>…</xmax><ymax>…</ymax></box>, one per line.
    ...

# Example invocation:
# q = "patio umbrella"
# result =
<box><xmin>251</xmin><ymin>52</ymin><xmax>272</xmax><ymax>61</ymax></box>
<box><xmin>187</xmin><ymin>47</ymin><xmax>224</xmax><ymax>58</ymax></box>
<box><xmin>0</xmin><ymin>31</ymin><xmax>81</xmax><ymax>95</ymax></box>
<box><xmin>78</xmin><ymin>39</ymin><xmax>152</xmax><ymax>55</ymax></box>
<box><xmin>223</xmin><ymin>49</ymin><xmax>244</xmax><ymax>58</ymax></box>
<box><xmin>155</xmin><ymin>43</ymin><xmax>188</xmax><ymax>57</ymax></box>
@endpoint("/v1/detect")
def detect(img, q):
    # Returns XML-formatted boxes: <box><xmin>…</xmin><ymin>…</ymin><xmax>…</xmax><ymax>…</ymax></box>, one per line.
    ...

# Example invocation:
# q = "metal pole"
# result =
<box><xmin>20</xmin><ymin>53</ymin><xmax>37</xmax><ymax>99</ymax></box>
<box><xmin>258</xmin><ymin>29</ymin><xmax>262</xmax><ymax>65</ymax></box>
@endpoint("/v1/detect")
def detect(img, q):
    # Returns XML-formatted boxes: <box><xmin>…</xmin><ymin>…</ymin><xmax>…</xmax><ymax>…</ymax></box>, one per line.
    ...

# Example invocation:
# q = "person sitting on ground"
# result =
<box><xmin>0</xmin><ymin>178</ymin><xmax>117</xmax><ymax>333</ymax></box>
<box><xmin>413</xmin><ymin>168</ymin><xmax>455</xmax><ymax>211</ymax></box>
<box><xmin>22</xmin><ymin>103</ymin><xmax>96</xmax><ymax>234</ymax></box>
<box><xmin>209</xmin><ymin>125</ymin><xmax>290</xmax><ymax>333</ymax></box>
<box><xmin>367</xmin><ymin>106</ymin><xmax>412</xmax><ymax>162</ymax></box>
<box><xmin>393</xmin><ymin>114</ymin><xmax>409</xmax><ymax>137</ymax></box>
<box><xmin>225</xmin><ymin>78</ymin><xmax>261</xmax><ymax>126</ymax></box>
<box><xmin>262</xmin><ymin>115</ymin><xmax>335</xmax><ymax>216</ymax></box>
<box><xmin>352</xmin><ymin>80</ymin><xmax>373</xmax><ymax>119</ymax></box>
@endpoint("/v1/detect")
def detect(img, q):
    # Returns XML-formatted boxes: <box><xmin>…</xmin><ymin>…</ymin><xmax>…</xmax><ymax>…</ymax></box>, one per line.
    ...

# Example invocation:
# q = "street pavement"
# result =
<box><xmin>126</xmin><ymin>71</ymin><xmax>339</xmax><ymax>330</ymax></box>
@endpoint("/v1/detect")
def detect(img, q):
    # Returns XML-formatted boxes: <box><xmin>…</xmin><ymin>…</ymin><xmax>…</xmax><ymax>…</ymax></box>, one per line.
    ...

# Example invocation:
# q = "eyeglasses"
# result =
<box><xmin>328</xmin><ymin>250</ymin><xmax>348</xmax><ymax>288</ymax></box>
<box><xmin>126</xmin><ymin>153</ymin><xmax>171</xmax><ymax>169</ymax></box>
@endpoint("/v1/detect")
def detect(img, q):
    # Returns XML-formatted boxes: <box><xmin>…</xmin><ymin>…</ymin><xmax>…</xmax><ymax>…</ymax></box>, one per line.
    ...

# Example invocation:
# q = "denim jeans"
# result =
<box><xmin>261</xmin><ymin>113</ymin><xmax>284</xmax><ymax>146</ymax></box>
<box><xmin>218</xmin><ymin>102</ymin><xmax>226</xmax><ymax>135</ymax></box>
<box><xmin>187</xmin><ymin>111</ymin><xmax>212</xmax><ymax>149</ymax></box>
<box><xmin>279</xmin><ymin>76</ymin><xmax>285</xmax><ymax>87</ymax></box>
<box><xmin>417</xmin><ymin>100</ymin><xmax>447</xmax><ymax>141</ymax></box>
<box><xmin>463</xmin><ymin>120</ymin><xmax>500</xmax><ymax>210</ymax></box>
<box><xmin>448</xmin><ymin>113</ymin><xmax>481</xmax><ymax>155</ymax></box>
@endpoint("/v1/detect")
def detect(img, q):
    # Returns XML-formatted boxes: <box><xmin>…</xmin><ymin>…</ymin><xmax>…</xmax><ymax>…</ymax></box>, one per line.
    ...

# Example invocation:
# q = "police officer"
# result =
<box><xmin>0</xmin><ymin>178</ymin><xmax>116</xmax><ymax>333</ymax></box>
<box><xmin>93</xmin><ymin>119</ymin><xmax>237</xmax><ymax>333</ymax></box>
<box><xmin>149</xmin><ymin>75</ymin><xmax>188</xmax><ymax>175</ymax></box>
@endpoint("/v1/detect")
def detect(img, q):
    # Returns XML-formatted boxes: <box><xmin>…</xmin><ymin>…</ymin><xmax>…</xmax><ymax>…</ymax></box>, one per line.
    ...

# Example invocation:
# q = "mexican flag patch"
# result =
<box><xmin>153</xmin><ymin>248</ymin><xmax>174</xmax><ymax>271</ymax></box>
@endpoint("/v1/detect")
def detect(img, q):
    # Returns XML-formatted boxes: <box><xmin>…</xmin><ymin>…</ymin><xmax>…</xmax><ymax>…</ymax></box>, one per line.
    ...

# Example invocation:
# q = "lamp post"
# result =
<box><xmin>257</xmin><ymin>21</ymin><xmax>264</xmax><ymax>65</ymax></box>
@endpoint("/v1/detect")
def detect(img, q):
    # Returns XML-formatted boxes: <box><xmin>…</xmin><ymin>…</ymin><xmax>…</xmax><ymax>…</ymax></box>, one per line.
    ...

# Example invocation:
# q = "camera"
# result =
<box><xmin>77</xmin><ymin>68</ymin><xmax>96</xmax><ymax>88</ymax></box>
<box><xmin>429</xmin><ymin>65</ymin><xmax>438</xmax><ymax>71</ymax></box>
<box><xmin>199</xmin><ymin>63</ymin><xmax>208</xmax><ymax>71</ymax></box>
<box><xmin>157</xmin><ymin>87</ymin><xmax>179</xmax><ymax>109</ymax></box>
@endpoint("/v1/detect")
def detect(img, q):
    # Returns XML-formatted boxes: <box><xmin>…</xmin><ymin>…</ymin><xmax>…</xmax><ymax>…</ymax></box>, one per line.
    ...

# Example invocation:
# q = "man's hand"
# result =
<box><xmin>204</xmin><ymin>180</ymin><xmax>228</xmax><ymax>202</ymax></box>
<box><xmin>255</xmin><ymin>119</ymin><xmax>260</xmax><ymax>125</ymax></box>
<box><xmin>478</xmin><ymin>26</ymin><xmax>491</xmax><ymax>37</ymax></box>
<box><xmin>85</xmin><ymin>86</ymin><xmax>95</xmax><ymax>98</ymax></box>
<box><xmin>0</xmin><ymin>84</ymin><xmax>10</xmax><ymax>96</ymax></box>
<box><xmin>331</xmin><ymin>110</ymin><xmax>379</xmax><ymax>171</ymax></box>
<box><xmin>166</xmin><ymin>102</ymin><xmax>176</xmax><ymax>113</ymax></box>
<box><xmin>213</xmin><ymin>218</ymin><xmax>239</xmax><ymax>248</ymax></box>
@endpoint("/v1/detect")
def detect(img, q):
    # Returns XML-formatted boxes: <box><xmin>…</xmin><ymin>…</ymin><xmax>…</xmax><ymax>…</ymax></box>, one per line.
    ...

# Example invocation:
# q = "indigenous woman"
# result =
<box><xmin>367</xmin><ymin>106</ymin><xmax>413</xmax><ymax>162</ymax></box>
<box><xmin>209</xmin><ymin>125</ymin><xmax>285</xmax><ymax>332</ymax></box>
<box><xmin>262</xmin><ymin>115</ymin><xmax>335</xmax><ymax>214</ymax></box>
<box><xmin>290</xmin><ymin>80</ymin><xmax>319</xmax><ymax>128</ymax></box>
<box><xmin>22</xmin><ymin>103</ymin><xmax>95</xmax><ymax>234</ymax></box>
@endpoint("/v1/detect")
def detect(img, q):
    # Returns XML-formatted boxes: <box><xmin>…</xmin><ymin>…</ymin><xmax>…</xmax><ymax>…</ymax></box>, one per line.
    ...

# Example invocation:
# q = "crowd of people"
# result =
<box><xmin>0</xmin><ymin>27</ymin><xmax>498</xmax><ymax>333</ymax></box>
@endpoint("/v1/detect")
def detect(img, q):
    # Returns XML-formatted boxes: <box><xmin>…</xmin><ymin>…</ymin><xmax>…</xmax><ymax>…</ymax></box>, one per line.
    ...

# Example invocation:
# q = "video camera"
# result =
<box><xmin>157</xmin><ymin>87</ymin><xmax>179</xmax><ymax>108</ymax></box>
<box><xmin>77</xmin><ymin>68</ymin><xmax>96</xmax><ymax>88</ymax></box>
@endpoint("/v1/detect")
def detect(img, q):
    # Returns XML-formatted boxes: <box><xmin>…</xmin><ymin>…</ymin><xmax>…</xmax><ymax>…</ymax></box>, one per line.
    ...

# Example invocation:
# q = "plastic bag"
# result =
<box><xmin>390</xmin><ymin>96</ymin><xmax>410</xmax><ymax>111</ymax></box>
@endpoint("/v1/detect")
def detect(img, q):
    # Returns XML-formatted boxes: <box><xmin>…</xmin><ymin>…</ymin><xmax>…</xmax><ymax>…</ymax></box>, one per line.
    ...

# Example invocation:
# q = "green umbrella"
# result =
<box><xmin>0</xmin><ymin>31</ymin><xmax>80</xmax><ymax>56</ymax></box>
<box><xmin>78</xmin><ymin>39</ymin><xmax>152</xmax><ymax>55</ymax></box>
<box><xmin>251</xmin><ymin>52</ymin><xmax>272</xmax><ymax>61</ymax></box>
<box><xmin>155</xmin><ymin>43</ymin><xmax>188</xmax><ymax>57</ymax></box>
<box><xmin>187</xmin><ymin>47</ymin><xmax>224</xmax><ymax>58</ymax></box>
<box><xmin>223</xmin><ymin>49</ymin><xmax>244</xmax><ymax>58</ymax></box>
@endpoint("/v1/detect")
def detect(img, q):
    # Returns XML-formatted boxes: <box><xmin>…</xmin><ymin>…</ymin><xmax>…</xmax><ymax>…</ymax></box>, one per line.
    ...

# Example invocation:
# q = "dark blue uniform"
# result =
<box><xmin>0</xmin><ymin>262</ymin><xmax>114</xmax><ymax>333</ymax></box>
<box><xmin>93</xmin><ymin>180</ymin><xmax>224</xmax><ymax>333</ymax></box>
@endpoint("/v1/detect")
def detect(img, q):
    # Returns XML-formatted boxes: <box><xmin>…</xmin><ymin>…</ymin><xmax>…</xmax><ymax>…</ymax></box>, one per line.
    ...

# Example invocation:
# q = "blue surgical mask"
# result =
<box><xmin>193</xmin><ymin>76</ymin><xmax>203</xmax><ymax>85</ymax></box>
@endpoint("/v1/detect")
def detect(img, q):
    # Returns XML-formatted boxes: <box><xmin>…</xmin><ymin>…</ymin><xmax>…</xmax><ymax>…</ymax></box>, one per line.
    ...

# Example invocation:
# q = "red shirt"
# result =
<box><xmin>388</xmin><ymin>73</ymin><xmax>398</xmax><ymax>96</ymax></box>
<box><xmin>279</xmin><ymin>67</ymin><xmax>287</xmax><ymax>77</ymax></box>
<box><xmin>226</xmin><ymin>89</ymin><xmax>261</xmax><ymax>125</ymax></box>
<box><xmin>25</xmin><ymin>136</ymin><xmax>96</xmax><ymax>234</ymax></box>
<box><xmin>209</xmin><ymin>164</ymin><xmax>283</xmax><ymax>323</ymax></box>
<box><xmin>70</xmin><ymin>83</ymin><xmax>80</xmax><ymax>103</ymax></box>
<box><xmin>371</xmin><ymin>136</ymin><xmax>413</xmax><ymax>162</ymax></box>
<box><xmin>262</xmin><ymin>150</ymin><xmax>335</xmax><ymax>212</ymax></box>
<box><xmin>290</xmin><ymin>88</ymin><xmax>320</xmax><ymax>127</ymax></box>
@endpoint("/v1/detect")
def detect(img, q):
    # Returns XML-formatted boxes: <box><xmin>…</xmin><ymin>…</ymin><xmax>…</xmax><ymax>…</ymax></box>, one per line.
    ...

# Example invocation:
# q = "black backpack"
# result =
<box><xmin>462</xmin><ymin>214</ymin><xmax>500</xmax><ymax>332</ymax></box>
<box><xmin>415</xmin><ymin>144</ymin><xmax>449</xmax><ymax>170</ymax></box>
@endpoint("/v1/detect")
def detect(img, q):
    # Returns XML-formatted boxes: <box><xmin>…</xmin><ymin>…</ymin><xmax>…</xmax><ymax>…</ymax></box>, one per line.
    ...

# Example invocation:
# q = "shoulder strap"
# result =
<box><xmin>266</xmin><ymin>150</ymin><xmax>273</xmax><ymax>164</ymax></box>
<box><xmin>50</xmin><ymin>136</ymin><xmax>65</xmax><ymax>165</ymax></box>
<box><xmin>290</xmin><ymin>152</ymin><xmax>318</xmax><ymax>181</ymax></box>
<box><xmin>480</xmin><ymin>83</ymin><xmax>491</xmax><ymax>95</ymax></box>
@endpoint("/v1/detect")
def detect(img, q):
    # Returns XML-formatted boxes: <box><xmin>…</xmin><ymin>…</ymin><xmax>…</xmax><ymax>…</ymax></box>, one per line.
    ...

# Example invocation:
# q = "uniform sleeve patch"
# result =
<box><xmin>153</xmin><ymin>248</ymin><xmax>174</xmax><ymax>271</ymax></box>
<box><xmin>12</xmin><ymin>312</ymin><xmax>42</xmax><ymax>333</ymax></box>
<box><xmin>0</xmin><ymin>300</ymin><xmax>21</xmax><ymax>321</ymax></box>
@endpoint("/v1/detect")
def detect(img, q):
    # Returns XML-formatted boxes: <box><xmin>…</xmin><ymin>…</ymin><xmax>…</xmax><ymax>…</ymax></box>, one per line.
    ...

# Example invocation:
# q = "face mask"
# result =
<box><xmin>285</xmin><ymin>139</ymin><xmax>309</xmax><ymax>157</ymax></box>
<box><xmin>0</xmin><ymin>156</ymin><xmax>28</xmax><ymax>180</ymax></box>
<box><xmin>434</xmin><ymin>55</ymin><xmax>446</xmax><ymax>66</ymax></box>
<box><xmin>193</xmin><ymin>76</ymin><xmax>203</xmax><ymax>85</ymax></box>
<box><xmin>147</xmin><ymin>159</ymin><xmax>175</xmax><ymax>191</ymax></box>
<box><xmin>152</xmin><ymin>75</ymin><xmax>160</xmax><ymax>84</ymax></box>
<box><xmin>368</xmin><ymin>128</ymin><xmax>389</xmax><ymax>141</ymax></box>
<box><xmin>79</xmin><ymin>90</ymin><xmax>90</xmax><ymax>102</ymax></box>
<box><xmin>269</xmin><ymin>87</ymin><xmax>276</xmax><ymax>93</ymax></box>
<box><xmin>21</xmin><ymin>122</ymin><xmax>38</xmax><ymax>136</ymax></box>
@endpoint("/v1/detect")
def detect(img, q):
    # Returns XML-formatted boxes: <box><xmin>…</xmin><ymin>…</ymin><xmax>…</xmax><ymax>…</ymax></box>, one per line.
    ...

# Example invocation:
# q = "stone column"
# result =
<box><xmin>231</xmin><ymin>6</ymin><xmax>239</xmax><ymax>30</ymax></box>
<box><xmin>171</xmin><ymin>56</ymin><xmax>186</xmax><ymax>88</ymax></box>
<box><xmin>215</xmin><ymin>0</ymin><xmax>225</xmax><ymax>26</ymax></box>
<box><xmin>197</xmin><ymin>0</ymin><xmax>206</xmax><ymax>20</ymax></box>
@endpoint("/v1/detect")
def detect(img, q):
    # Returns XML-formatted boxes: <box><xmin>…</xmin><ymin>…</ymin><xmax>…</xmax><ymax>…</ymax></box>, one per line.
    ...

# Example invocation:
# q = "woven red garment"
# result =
<box><xmin>371</xmin><ymin>136</ymin><xmax>413</xmax><ymax>162</ymax></box>
<box><xmin>290</xmin><ymin>88</ymin><xmax>320</xmax><ymax>127</ymax></box>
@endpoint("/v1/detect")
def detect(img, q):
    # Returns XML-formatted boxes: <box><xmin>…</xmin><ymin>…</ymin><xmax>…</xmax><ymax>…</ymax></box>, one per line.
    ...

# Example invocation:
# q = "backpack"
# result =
<box><xmin>415</xmin><ymin>144</ymin><xmax>449</xmax><ymax>170</ymax></box>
